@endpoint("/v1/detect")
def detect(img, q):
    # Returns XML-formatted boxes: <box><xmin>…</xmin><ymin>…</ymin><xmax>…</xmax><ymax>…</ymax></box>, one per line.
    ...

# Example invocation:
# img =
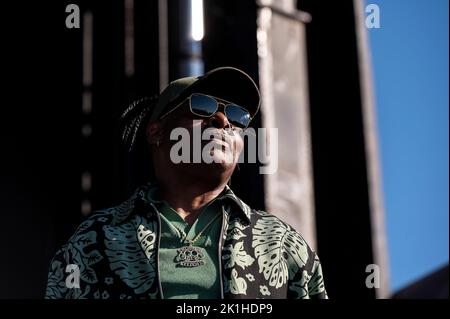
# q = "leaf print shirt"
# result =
<box><xmin>45</xmin><ymin>183</ymin><xmax>328</xmax><ymax>299</ymax></box>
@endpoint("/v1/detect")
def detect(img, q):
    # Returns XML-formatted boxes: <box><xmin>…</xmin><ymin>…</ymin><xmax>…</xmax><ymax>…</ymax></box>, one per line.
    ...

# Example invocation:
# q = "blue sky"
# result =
<box><xmin>366</xmin><ymin>0</ymin><xmax>449</xmax><ymax>292</ymax></box>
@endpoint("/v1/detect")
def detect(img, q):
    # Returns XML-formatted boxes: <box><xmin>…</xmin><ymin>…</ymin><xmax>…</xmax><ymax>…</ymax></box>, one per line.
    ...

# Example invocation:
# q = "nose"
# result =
<box><xmin>208</xmin><ymin>110</ymin><xmax>231</xmax><ymax>129</ymax></box>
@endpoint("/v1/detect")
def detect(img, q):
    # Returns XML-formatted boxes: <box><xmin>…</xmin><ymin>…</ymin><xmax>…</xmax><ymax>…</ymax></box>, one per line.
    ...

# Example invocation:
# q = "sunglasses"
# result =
<box><xmin>159</xmin><ymin>93</ymin><xmax>252</xmax><ymax>129</ymax></box>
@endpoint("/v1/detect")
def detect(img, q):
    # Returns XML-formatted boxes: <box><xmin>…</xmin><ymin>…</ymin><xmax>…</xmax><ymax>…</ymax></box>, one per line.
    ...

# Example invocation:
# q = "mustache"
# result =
<box><xmin>203</xmin><ymin>129</ymin><xmax>234</xmax><ymax>146</ymax></box>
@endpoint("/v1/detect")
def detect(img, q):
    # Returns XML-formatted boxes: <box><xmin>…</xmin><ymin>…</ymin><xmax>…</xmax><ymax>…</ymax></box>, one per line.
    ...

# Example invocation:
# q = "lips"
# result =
<box><xmin>208</xmin><ymin>138</ymin><xmax>229</xmax><ymax>150</ymax></box>
<box><xmin>212</xmin><ymin>133</ymin><xmax>232</xmax><ymax>146</ymax></box>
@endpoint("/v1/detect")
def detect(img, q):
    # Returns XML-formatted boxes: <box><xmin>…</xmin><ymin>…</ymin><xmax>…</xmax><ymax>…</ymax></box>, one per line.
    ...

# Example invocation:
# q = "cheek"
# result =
<box><xmin>233</xmin><ymin>135</ymin><xmax>244</xmax><ymax>153</ymax></box>
<box><xmin>173</xmin><ymin>118</ymin><xmax>201</xmax><ymax>131</ymax></box>
<box><xmin>163</xmin><ymin>118</ymin><xmax>196</xmax><ymax>138</ymax></box>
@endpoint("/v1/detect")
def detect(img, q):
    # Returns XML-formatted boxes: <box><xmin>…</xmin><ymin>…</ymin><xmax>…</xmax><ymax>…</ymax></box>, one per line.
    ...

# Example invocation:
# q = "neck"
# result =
<box><xmin>157</xmin><ymin>175</ymin><xmax>228</xmax><ymax>225</ymax></box>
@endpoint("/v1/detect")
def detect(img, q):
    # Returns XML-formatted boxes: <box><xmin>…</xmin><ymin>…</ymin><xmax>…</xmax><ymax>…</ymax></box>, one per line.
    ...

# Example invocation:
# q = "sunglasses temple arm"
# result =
<box><xmin>159</xmin><ymin>97</ymin><xmax>189</xmax><ymax>121</ymax></box>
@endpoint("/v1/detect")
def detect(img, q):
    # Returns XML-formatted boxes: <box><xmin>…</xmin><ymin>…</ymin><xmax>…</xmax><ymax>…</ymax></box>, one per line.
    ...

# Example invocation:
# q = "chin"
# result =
<box><xmin>200</xmin><ymin>155</ymin><xmax>237</xmax><ymax>178</ymax></box>
<box><xmin>205</xmin><ymin>158</ymin><xmax>234</xmax><ymax>173</ymax></box>
<box><xmin>208</xmin><ymin>148</ymin><xmax>236</xmax><ymax>165</ymax></box>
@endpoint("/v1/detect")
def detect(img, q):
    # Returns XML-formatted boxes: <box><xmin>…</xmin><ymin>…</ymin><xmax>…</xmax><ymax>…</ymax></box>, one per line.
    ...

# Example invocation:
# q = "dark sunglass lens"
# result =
<box><xmin>225</xmin><ymin>105</ymin><xmax>251</xmax><ymax>128</ymax></box>
<box><xmin>190</xmin><ymin>94</ymin><xmax>218</xmax><ymax>117</ymax></box>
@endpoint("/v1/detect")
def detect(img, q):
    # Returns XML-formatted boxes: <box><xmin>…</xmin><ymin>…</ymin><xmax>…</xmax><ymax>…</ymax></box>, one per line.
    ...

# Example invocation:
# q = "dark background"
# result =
<box><xmin>1</xmin><ymin>0</ymin><xmax>382</xmax><ymax>299</ymax></box>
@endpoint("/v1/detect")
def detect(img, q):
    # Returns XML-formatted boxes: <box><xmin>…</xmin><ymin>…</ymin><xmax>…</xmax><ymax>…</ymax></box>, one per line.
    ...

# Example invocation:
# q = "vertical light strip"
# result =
<box><xmin>81</xmin><ymin>200</ymin><xmax>92</xmax><ymax>216</ymax></box>
<box><xmin>82</xmin><ymin>11</ymin><xmax>93</xmax><ymax>215</ymax></box>
<box><xmin>82</xmin><ymin>11</ymin><xmax>93</xmax><ymax>138</ymax></box>
<box><xmin>257</xmin><ymin>0</ymin><xmax>318</xmax><ymax>249</ymax></box>
<box><xmin>82</xmin><ymin>12</ymin><xmax>93</xmax><ymax>87</ymax></box>
<box><xmin>124</xmin><ymin>0</ymin><xmax>135</xmax><ymax>77</ymax></box>
<box><xmin>81</xmin><ymin>172</ymin><xmax>92</xmax><ymax>192</ymax></box>
<box><xmin>82</xmin><ymin>91</ymin><xmax>92</xmax><ymax>114</ymax></box>
<box><xmin>354</xmin><ymin>0</ymin><xmax>390</xmax><ymax>298</ymax></box>
<box><xmin>158</xmin><ymin>0</ymin><xmax>169</xmax><ymax>90</ymax></box>
<box><xmin>81</xmin><ymin>172</ymin><xmax>92</xmax><ymax>215</ymax></box>
<box><xmin>191</xmin><ymin>0</ymin><xmax>204</xmax><ymax>41</ymax></box>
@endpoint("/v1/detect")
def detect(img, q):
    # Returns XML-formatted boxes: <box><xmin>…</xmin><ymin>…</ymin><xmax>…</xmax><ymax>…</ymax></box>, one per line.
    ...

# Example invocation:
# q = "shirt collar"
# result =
<box><xmin>137</xmin><ymin>182</ymin><xmax>252</xmax><ymax>223</ymax></box>
<box><xmin>216</xmin><ymin>184</ymin><xmax>252</xmax><ymax>222</ymax></box>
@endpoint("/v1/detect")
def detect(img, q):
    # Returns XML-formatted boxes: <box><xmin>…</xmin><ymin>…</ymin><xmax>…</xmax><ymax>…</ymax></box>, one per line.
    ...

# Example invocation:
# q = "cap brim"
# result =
<box><xmin>171</xmin><ymin>67</ymin><xmax>261</xmax><ymax>119</ymax></box>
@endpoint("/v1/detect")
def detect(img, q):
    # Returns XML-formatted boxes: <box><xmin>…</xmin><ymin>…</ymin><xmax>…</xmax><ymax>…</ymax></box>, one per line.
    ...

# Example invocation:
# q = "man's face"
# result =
<box><xmin>157</xmin><ymin>99</ymin><xmax>245</xmax><ymax>173</ymax></box>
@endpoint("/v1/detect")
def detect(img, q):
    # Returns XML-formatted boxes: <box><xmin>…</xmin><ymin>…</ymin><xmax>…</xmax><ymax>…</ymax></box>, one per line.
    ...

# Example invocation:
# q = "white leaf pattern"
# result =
<box><xmin>252</xmin><ymin>216</ymin><xmax>309</xmax><ymax>289</ymax></box>
<box><xmin>229</xmin><ymin>269</ymin><xmax>247</xmax><ymax>295</ymax></box>
<box><xmin>223</xmin><ymin>242</ymin><xmax>255</xmax><ymax>270</ymax></box>
<box><xmin>226</xmin><ymin>217</ymin><xmax>249</xmax><ymax>241</ymax></box>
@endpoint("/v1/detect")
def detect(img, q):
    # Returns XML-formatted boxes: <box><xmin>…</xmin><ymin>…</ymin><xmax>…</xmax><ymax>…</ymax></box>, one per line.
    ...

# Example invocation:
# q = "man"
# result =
<box><xmin>45</xmin><ymin>67</ymin><xmax>328</xmax><ymax>299</ymax></box>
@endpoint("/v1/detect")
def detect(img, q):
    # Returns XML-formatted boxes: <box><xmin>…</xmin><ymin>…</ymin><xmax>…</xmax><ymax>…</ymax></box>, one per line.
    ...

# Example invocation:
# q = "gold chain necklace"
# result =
<box><xmin>171</xmin><ymin>211</ymin><xmax>222</xmax><ymax>268</ymax></box>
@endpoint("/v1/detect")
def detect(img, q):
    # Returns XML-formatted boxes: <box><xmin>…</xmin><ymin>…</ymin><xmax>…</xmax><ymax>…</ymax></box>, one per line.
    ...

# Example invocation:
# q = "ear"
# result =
<box><xmin>146</xmin><ymin>121</ymin><xmax>164</xmax><ymax>145</ymax></box>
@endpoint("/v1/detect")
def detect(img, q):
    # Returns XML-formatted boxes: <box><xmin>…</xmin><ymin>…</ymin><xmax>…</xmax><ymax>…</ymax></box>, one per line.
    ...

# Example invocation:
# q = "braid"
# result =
<box><xmin>120</xmin><ymin>94</ymin><xmax>159</xmax><ymax>152</ymax></box>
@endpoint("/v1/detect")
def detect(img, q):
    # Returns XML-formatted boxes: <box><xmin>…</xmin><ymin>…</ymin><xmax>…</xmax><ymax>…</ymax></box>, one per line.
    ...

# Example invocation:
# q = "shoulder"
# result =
<box><xmin>45</xmin><ymin>211</ymin><xmax>112</xmax><ymax>299</ymax></box>
<box><xmin>251</xmin><ymin>209</ymin><xmax>327</xmax><ymax>298</ymax></box>
<box><xmin>45</xmin><ymin>194</ymin><xmax>147</xmax><ymax>299</ymax></box>
<box><xmin>250</xmin><ymin>209</ymin><xmax>315</xmax><ymax>266</ymax></box>
<box><xmin>51</xmin><ymin>189</ymin><xmax>141</xmax><ymax>264</ymax></box>
<box><xmin>70</xmin><ymin>183</ymin><xmax>149</xmax><ymax>237</ymax></box>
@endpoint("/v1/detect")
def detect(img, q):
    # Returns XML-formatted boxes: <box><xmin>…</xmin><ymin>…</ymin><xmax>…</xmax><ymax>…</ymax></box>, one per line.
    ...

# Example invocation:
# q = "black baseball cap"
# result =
<box><xmin>150</xmin><ymin>66</ymin><xmax>261</xmax><ymax>122</ymax></box>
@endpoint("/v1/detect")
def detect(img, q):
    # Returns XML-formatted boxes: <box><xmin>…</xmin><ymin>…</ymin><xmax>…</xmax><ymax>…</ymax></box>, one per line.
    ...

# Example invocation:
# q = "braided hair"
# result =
<box><xmin>118</xmin><ymin>95</ymin><xmax>161</xmax><ymax>186</ymax></box>
<box><xmin>120</xmin><ymin>94</ymin><xmax>160</xmax><ymax>152</ymax></box>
